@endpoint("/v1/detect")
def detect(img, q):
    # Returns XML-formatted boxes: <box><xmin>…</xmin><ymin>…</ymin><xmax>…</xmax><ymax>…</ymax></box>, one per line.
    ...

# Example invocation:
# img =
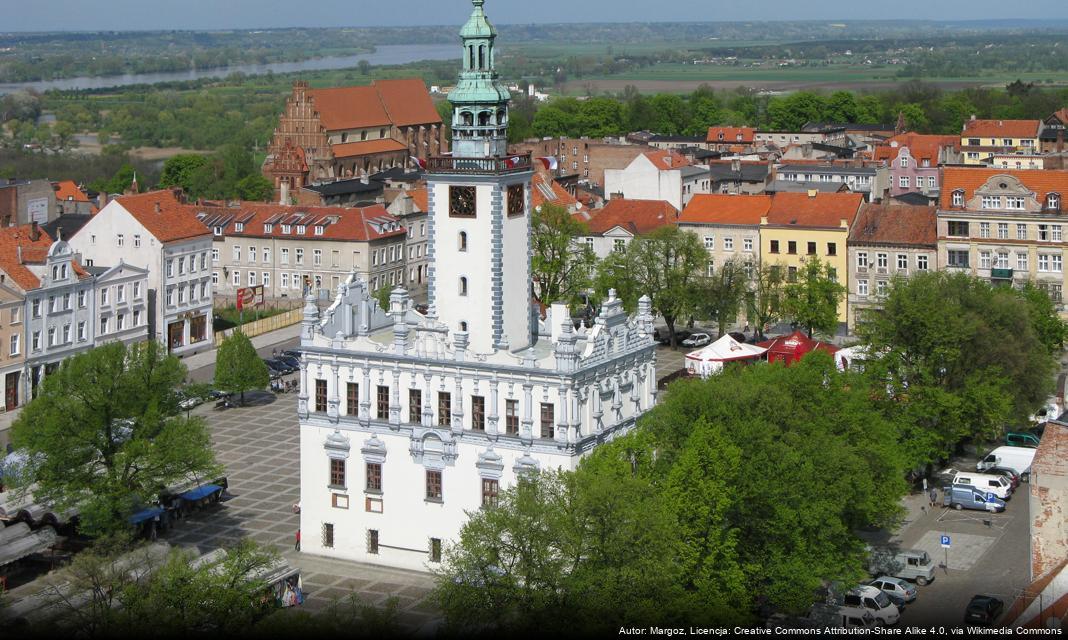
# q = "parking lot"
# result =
<box><xmin>859</xmin><ymin>455</ymin><xmax>1031</xmax><ymax>627</ymax></box>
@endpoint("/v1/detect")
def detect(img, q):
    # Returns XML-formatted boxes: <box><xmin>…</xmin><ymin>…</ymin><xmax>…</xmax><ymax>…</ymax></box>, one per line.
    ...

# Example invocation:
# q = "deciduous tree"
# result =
<box><xmin>531</xmin><ymin>203</ymin><xmax>595</xmax><ymax>306</ymax></box>
<box><xmin>781</xmin><ymin>258</ymin><xmax>845</xmax><ymax>338</ymax></box>
<box><xmin>214</xmin><ymin>330</ymin><xmax>270</xmax><ymax>406</ymax></box>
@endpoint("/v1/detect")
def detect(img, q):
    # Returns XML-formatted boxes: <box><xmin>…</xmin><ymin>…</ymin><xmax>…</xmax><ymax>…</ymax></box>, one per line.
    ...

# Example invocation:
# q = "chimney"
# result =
<box><xmin>154</xmin><ymin>201</ymin><xmax>161</xmax><ymax>214</ymax></box>
<box><xmin>99</xmin><ymin>191</ymin><xmax>108</xmax><ymax>209</ymax></box>
<box><xmin>30</xmin><ymin>221</ymin><xmax>40</xmax><ymax>241</ymax></box>
<box><xmin>807</xmin><ymin>189</ymin><xmax>818</xmax><ymax>198</ymax></box>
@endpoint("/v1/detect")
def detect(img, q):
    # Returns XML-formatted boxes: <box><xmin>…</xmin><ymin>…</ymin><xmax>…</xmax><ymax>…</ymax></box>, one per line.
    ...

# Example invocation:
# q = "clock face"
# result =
<box><xmin>450</xmin><ymin>186</ymin><xmax>476</xmax><ymax>218</ymax></box>
<box><xmin>507</xmin><ymin>183</ymin><xmax>525</xmax><ymax>217</ymax></box>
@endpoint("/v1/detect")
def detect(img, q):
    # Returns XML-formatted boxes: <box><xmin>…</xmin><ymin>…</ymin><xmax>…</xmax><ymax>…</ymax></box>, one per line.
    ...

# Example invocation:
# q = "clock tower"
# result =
<box><xmin>427</xmin><ymin>0</ymin><xmax>533</xmax><ymax>354</ymax></box>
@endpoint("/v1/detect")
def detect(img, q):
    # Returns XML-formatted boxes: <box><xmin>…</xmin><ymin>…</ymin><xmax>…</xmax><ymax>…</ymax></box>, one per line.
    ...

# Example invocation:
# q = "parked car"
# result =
<box><xmin>964</xmin><ymin>595</ymin><xmax>1004</xmax><ymax>626</ymax></box>
<box><xmin>842</xmin><ymin>585</ymin><xmax>900</xmax><ymax>626</ymax></box>
<box><xmin>728</xmin><ymin>331</ymin><xmax>748</xmax><ymax>344</ymax></box>
<box><xmin>807</xmin><ymin>604</ymin><xmax>879</xmax><ymax>629</ymax></box>
<box><xmin>952</xmin><ymin>472</ymin><xmax>1013</xmax><ymax>500</ymax></box>
<box><xmin>654</xmin><ymin>328</ymin><xmax>693</xmax><ymax>346</ymax></box>
<box><xmin>266</xmin><ymin>358</ymin><xmax>298</xmax><ymax>375</ymax></box>
<box><xmin>682</xmin><ymin>333</ymin><xmax>712</xmax><ymax>348</ymax></box>
<box><xmin>988</xmin><ymin>466</ymin><xmax>1021</xmax><ymax>490</ymax></box>
<box><xmin>1005</xmin><ymin>431</ymin><xmax>1040</xmax><ymax>448</ymax></box>
<box><xmin>944</xmin><ymin>484</ymin><xmax>1006</xmax><ymax>512</ymax></box>
<box><xmin>281</xmin><ymin>349</ymin><xmax>303</xmax><ymax>361</ymax></box>
<box><xmin>864</xmin><ymin>577</ymin><xmax>917</xmax><ymax>608</ymax></box>
<box><xmin>262</xmin><ymin>359</ymin><xmax>285</xmax><ymax>379</ymax></box>
<box><xmin>866</xmin><ymin>547</ymin><xmax>935</xmax><ymax>586</ymax></box>
<box><xmin>276</xmin><ymin>355</ymin><xmax>301</xmax><ymax>370</ymax></box>
<box><xmin>176</xmin><ymin>391</ymin><xmax>204</xmax><ymax>411</ymax></box>
<box><xmin>977</xmin><ymin>446</ymin><xmax>1036</xmax><ymax>482</ymax></box>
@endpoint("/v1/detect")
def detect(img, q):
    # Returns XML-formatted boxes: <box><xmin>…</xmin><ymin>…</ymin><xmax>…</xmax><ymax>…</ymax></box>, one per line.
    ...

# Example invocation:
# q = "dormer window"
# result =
<box><xmin>1048</xmin><ymin>193</ymin><xmax>1062</xmax><ymax>210</ymax></box>
<box><xmin>296</xmin><ymin>225</ymin><xmax>306</xmax><ymax>235</ymax></box>
<box><xmin>952</xmin><ymin>190</ymin><xmax>964</xmax><ymax>207</ymax></box>
<box><xmin>235</xmin><ymin>222</ymin><xmax>244</xmax><ymax>233</ymax></box>
<box><xmin>214</xmin><ymin>226</ymin><xmax>223</xmax><ymax>236</ymax></box>
<box><xmin>282</xmin><ymin>224</ymin><xmax>291</xmax><ymax>234</ymax></box>
<box><xmin>314</xmin><ymin>225</ymin><xmax>324</xmax><ymax>236</ymax></box>
<box><xmin>264</xmin><ymin>223</ymin><xmax>273</xmax><ymax>233</ymax></box>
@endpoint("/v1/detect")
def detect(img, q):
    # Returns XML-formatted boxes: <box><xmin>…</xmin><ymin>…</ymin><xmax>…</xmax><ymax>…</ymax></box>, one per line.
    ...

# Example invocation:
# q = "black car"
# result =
<box><xmin>964</xmin><ymin>595</ymin><xmax>1003</xmax><ymax>626</ymax></box>
<box><xmin>728</xmin><ymin>331</ymin><xmax>748</xmax><ymax>344</ymax></box>
<box><xmin>276</xmin><ymin>354</ymin><xmax>301</xmax><ymax>370</ymax></box>
<box><xmin>654</xmin><ymin>328</ymin><xmax>693</xmax><ymax>346</ymax></box>
<box><xmin>268</xmin><ymin>357</ymin><xmax>299</xmax><ymax>374</ymax></box>
<box><xmin>262</xmin><ymin>359</ymin><xmax>286</xmax><ymax>379</ymax></box>
<box><xmin>281</xmin><ymin>349</ymin><xmax>302</xmax><ymax>360</ymax></box>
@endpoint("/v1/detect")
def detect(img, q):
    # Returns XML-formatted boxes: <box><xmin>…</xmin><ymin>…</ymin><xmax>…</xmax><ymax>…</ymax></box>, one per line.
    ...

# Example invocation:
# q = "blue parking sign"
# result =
<box><xmin>986</xmin><ymin>492</ymin><xmax>996</xmax><ymax>502</ymax></box>
<box><xmin>940</xmin><ymin>535</ymin><xmax>951</xmax><ymax>548</ymax></box>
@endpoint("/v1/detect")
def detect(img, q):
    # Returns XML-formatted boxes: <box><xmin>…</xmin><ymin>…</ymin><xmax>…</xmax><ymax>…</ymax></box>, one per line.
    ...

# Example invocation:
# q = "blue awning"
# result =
<box><xmin>179</xmin><ymin>484</ymin><xmax>221</xmax><ymax>502</ymax></box>
<box><xmin>128</xmin><ymin>506</ymin><xmax>164</xmax><ymax>525</ymax></box>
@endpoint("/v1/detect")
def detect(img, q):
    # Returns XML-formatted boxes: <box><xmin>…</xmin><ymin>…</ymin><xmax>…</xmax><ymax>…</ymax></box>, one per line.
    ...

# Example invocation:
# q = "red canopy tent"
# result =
<box><xmin>757</xmin><ymin>331</ymin><xmax>840</xmax><ymax>366</ymax></box>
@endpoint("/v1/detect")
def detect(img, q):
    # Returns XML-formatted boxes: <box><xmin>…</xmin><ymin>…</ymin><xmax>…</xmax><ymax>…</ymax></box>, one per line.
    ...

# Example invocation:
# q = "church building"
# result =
<box><xmin>296</xmin><ymin>0</ymin><xmax>658</xmax><ymax>572</ymax></box>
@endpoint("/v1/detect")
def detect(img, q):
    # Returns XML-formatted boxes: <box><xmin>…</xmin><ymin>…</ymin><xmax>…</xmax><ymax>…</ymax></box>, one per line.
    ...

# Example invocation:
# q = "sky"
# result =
<box><xmin>3</xmin><ymin>0</ymin><xmax>1068</xmax><ymax>32</ymax></box>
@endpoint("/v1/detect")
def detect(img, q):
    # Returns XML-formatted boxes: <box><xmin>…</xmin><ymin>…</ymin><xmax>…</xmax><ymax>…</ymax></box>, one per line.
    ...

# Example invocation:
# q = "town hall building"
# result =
<box><xmin>296</xmin><ymin>0</ymin><xmax>658</xmax><ymax>572</ymax></box>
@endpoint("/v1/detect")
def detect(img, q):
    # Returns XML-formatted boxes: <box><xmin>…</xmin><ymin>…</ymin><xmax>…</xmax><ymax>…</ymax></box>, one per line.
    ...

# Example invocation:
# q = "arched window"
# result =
<box><xmin>459</xmin><ymin>277</ymin><xmax>468</xmax><ymax>296</ymax></box>
<box><xmin>61</xmin><ymin>264</ymin><xmax>67</xmax><ymax>279</ymax></box>
<box><xmin>478</xmin><ymin>111</ymin><xmax>491</xmax><ymax>127</ymax></box>
<box><xmin>459</xmin><ymin>232</ymin><xmax>468</xmax><ymax>252</ymax></box>
<box><xmin>479</xmin><ymin>45</ymin><xmax>486</xmax><ymax>70</ymax></box>
<box><xmin>461</xmin><ymin>111</ymin><xmax>473</xmax><ymax>127</ymax></box>
<box><xmin>460</xmin><ymin>322</ymin><xmax>468</xmax><ymax>332</ymax></box>
<box><xmin>469</xmin><ymin>46</ymin><xmax>475</xmax><ymax>70</ymax></box>
<box><xmin>496</xmin><ymin>109</ymin><xmax>506</xmax><ymax>125</ymax></box>
<box><xmin>52</xmin><ymin>266</ymin><xmax>58</xmax><ymax>280</ymax></box>
<box><xmin>1048</xmin><ymin>193</ymin><xmax>1062</xmax><ymax>210</ymax></box>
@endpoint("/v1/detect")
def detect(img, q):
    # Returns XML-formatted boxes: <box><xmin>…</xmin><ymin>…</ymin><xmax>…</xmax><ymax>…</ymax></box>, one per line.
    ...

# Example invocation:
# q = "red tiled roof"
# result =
<box><xmin>53</xmin><ymin>180</ymin><xmax>90</xmax><ymax>203</ymax></box>
<box><xmin>873</xmin><ymin>133</ymin><xmax>959</xmax><ymax>164</ymax></box>
<box><xmin>410</xmin><ymin>187</ymin><xmax>428</xmax><ymax>213</ymax></box>
<box><xmin>114</xmin><ymin>190</ymin><xmax>212</xmax><ymax>243</ymax></box>
<box><xmin>1051</xmin><ymin>108</ymin><xmax>1068</xmax><ymax>125</ymax></box>
<box><xmin>962</xmin><ymin>119</ymin><xmax>1041</xmax><ymax>139</ymax></box>
<box><xmin>332</xmin><ymin>138</ymin><xmax>409</xmax><ymax>158</ymax></box>
<box><xmin>643</xmin><ymin>150</ymin><xmax>691</xmax><ymax>171</ymax></box>
<box><xmin>586</xmin><ymin>199</ymin><xmax>678</xmax><ymax>236</ymax></box>
<box><xmin>940</xmin><ymin>167</ymin><xmax>1068</xmax><ymax>209</ymax></box>
<box><xmin>707</xmin><ymin>126</ymin><xmax>755</xmax><ymax>144</ymax></box>
<box><xmin>308</xmin><ymin>79</ymin><xmax>441</xmax><ymax>132</ymax></box>
<box><xmin>197</xmin><ymin>202</ymin><xmax>406</xmax><ymax>243</ymax></box>
<box><xmin>0</xmin><ymin>225</ymin><xmax>55</xmax><ymax>290</ymax></box>
<box><xmin>848</xmin><ymin>203</ymin><xmax>936</xmax><ymax>247</ymax></box>
<box><xmin>531</xmin><ymin>173</ymin><xmax>584</xmax><ymax>212</ymax></box>
<box><xmin>679</xmin><ymin>194</ymin><xmax>772</xmax><ymax>226</ymax></box>
<box><xmin>765</xmin><ymin>192</ymin><xmax>864</xmax><ymax>229</ymax></box>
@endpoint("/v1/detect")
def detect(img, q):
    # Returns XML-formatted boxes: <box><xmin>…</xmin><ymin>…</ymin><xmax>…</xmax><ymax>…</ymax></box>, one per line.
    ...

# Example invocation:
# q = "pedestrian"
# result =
<box><xmin>929</xmin><ymin>487</ymin><xmax>938</xmax><ymax>508</ymax></box>
<box><xmin>294</xmin><ymin>529</ymin><xmax>300</xmax><ymax>551</ymax></box>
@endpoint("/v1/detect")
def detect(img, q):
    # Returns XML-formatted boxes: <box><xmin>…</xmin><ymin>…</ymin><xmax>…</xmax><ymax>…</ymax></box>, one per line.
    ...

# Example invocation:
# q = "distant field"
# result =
<box><xmin>506</xmin><ymin>40</ymin><xmax>789</xmax><ymax>59</ymax></box>
<box><xmin>560</xmin><ymin>63</ymin><xmax>1068</xmax><ymax>94</ymax></box>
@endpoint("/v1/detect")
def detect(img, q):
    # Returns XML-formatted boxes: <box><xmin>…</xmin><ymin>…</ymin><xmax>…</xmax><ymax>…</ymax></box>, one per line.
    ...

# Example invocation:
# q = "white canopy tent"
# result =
<box><xmin>685</xmin><ymin>335</ymin><xmax>767</xmax><ymax>378</ymax></box>
<box><xmin>835</xmin><ymin>345</ymin><xmax>873</xmax><ymax>372</ymax></box>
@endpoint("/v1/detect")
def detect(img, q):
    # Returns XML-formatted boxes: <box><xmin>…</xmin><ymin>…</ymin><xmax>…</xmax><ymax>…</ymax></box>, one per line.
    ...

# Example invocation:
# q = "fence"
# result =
<box><xmin>212</xmin><ymin>308</ymin><xmax>303</xmax><ymax>347</ymax></box>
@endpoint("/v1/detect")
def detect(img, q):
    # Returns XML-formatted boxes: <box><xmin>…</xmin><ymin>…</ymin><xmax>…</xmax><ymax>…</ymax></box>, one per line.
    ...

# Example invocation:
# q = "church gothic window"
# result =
<box><xmin>459</xmin><ymin>232</ymin><xmax>468</xmax><ymax>252</ymax></box>
<box><xmin>459</xmin><ymin>277</ymin><xmax>468</xmax><ymax>296</ymax></box>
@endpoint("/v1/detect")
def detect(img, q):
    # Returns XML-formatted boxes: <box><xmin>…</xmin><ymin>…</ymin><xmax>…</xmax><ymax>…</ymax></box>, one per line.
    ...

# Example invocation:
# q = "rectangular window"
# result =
<box><xmin>917</xmin><ymin>255</ymin><xmax>929</xmax><ymax>271</ymax></box>
<box><xmin>743</xmin><ymin>238</ymin><xmax>753</xmax><ymax>252</ymax></box>
<box><xmin>430</xmin><ymin>537</ymin><xmax>442</xmax><ymax>563</ymax></box>
<box><xmin>1054</xmin><ymin>226</ymin><xmax>1064</xmax><ymax>242</ymax></box>
<box><xmin>997</xmin><ymin>223</ymin><xmax>1009</xmax><ymax>240</ymax></box>
<box><xmin>506</xmin><ymin>399</ymin><xmax>519</xmax><ymax>435</ymax></box>
<box><xmin>540</xmin><ymin>403</ymin><xmax>555</xmax><ymax>439</ymax></box>
<box><xmin>979</xmin><ymin>222</ymin><xmax>990</xmax><ymax>238</ymax></box>
<box><xmin>368</xmin><ymin>529</ymin><xmax>379</xmax><ymax>555</ymax></box>
<box><xmin>769</xmin><ymin>240</ymin><xmax>780</xmax><ymax>254</ymax></box>
<box><xmin>99</xmin><ymin>317</ymin><xmax>108</xmax><ymax>335</ymax></box>
<box><xmin>347</xmin><ymin>382</ymin><xmax>359</xmax><ymax>416</ymax></box>
<box><xmin>1017</xmin><ymin>224</ymin><xmax>1028</xmax><ymax>240</ymax></box>
<box><xmin>788</xmin><ymin>241</ymin><xmax>797</xmax><ymax>255</ymax></box>
<box><xmin>322</xmin><ymin>523</ymin><xmax>334</xmax><ymax>548</ymax></box>
<box><xmin>897</xmin><ymin>254</ymin><xmax>908</xmax><ymax>270</ymax></box>
<box><xmin>281</xmin><ymin>273</ymin><xmax>289</xmax><ymax>289</ymax></box>
<box><xmin>315</xmin><ymin>379</ymin><xmax>327</xmax><ymax>412</ymax></box>
<box><xmin>296</xmin><ymin>249</ymin><xmax>304</xmax><ymax>265</ymax></box>
<box><xmin>899</xmin><ymin>176</ymin><xmax>909</xmax><ymax>189</ymax></box>
<box><xmin>232</xmin><ymin>270</ymin><xmax>241</xmax><ymax>286</ymax></box>
<box><xmin>996</xmin><ymin>251</ymin><xmax>1009</xmax><ymax>269</ymax></box>
<box><xmin>366</xmin><ymin>463</ymin><xmax>382</xmax><ymax>492</ymax></box>
<box><xmin>471</xmin><ymin>395</ymin><xmax>485</xmax><ymax>431</ymax></box>
<box><xmin>827</xmin><ymin>243</ymin><xmax>837</xmax><ymax>257</ymax></box>
<box><xmin>877</xmin><ymin>253</ymin><xmax>888</xmax><ymax>269</ymax></box>
<box><xmin>281</xmin><ymin>248</ymin><xmax>290</xmax><ymax>264</ymax></box>
<box><xmin>856</xmin><ymin>252</ymin><xmax>868</xmax><ymax>269</ymax></box>
<box><xmin>948</xmin><ymin>221</ymin><xmax>969</xmax><ymax>237</ymax></box>
<box><xmin>948</xmin><ymin>250</ymin><xmax>969</xmax><ymax>268</ymax></box>
<box><xmin>32</xmin><ymin>331</ymin><xmax>40</xmax><ymax>351</ymax></box>
<box><xmin>857</xmin><ymin>279</ymin><xmax>869</xmax><ymax>296</ymax></box>
<box><xmin>133</xmin><ymin>281</ymin><xmax>141</xmax><ymax>299</ymax></box>
<box><xmin>482</xmin><ymin>478</ymin><xmax>499</xmax><ymax>507</ymax></box>
<box><xmin>9</xmin><ymin>334</ymin><xmax>18</xmax><ymax>356</ymax></box>
<box><xmin>376</xmin><ymin>385</ymin><xmax>389</xmax><ymax>420</ymax></box>
<box><xmin>981</xmin><ymin>196</ymin><xmax>1001</xmax><ymax>210</ymax></box>
<box><xmin>1018</xmin><ymin>253</ymin><xmax>1028</xmax><ymax>271</ymax></box>
<box><xmin>980</xmin><ymin>250</ymin><xmax>992</xmax><ymax>269</ymax></box>
<box><xmin>724</xmin><ymin>237</ymin><xmax>734</xmax><ymax>251</ymax></box>
<box><xmin>1040</xmin><ymin>225</ymin><xmax>1051</xmax><ymax>241</ymax></box>
<box><xmin>703</xmin><ymin>236</ymin><xmax>715</xmax><ymax>250</ymax></box>
<box><xmin>330</xmin><ymin>458</ymin><xmax>346</xmax><ymax>488</ymax></box>
<box><xmin>77</xmin><ymin>321</ymin><xmax>86</xmax><ymax>341</ymax></box>
<box><xmin>1054</xmin><ymin>255</ymin><xmax>1063</xmax><ymax>273</ymax></box>
<box><xmin>232</xmin><ymin>246</ymin><xmax>241</xmax><ymax>262</ymax></box>
<box><xmin>409</xmin><ymin>388</ymin><xmax>422</xmax><ymax>424</ymax></box>
<box><xmin>314</xmin><ymin>249</ymin><xmax>323</xmax><ymax>266</ymax></box>
<box><xmin>117</xmin><ymin>234</ymin><xmax>124</xmax><ymax>247</ymax></box>
<box><xmin>426</xmin><ymin>470</ymin><xmax>442</xmax><ymax>501</ymax></box>
<box><xmin>438</xmin><ymin>392</ymin><xmax>451</xmax><ymax>427</ymax></box>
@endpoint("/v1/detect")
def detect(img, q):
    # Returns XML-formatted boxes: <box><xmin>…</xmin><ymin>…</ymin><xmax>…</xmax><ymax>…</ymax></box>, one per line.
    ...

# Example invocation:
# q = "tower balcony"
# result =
<box><xmin>426</xmin><ymin>152</ymin><xmax>532</xmax><ymax>175</ymax></box>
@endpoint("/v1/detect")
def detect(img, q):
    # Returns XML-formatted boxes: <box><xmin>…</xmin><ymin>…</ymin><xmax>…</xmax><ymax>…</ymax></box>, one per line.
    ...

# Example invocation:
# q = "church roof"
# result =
<box><xmin>332</xmin><ymin>138</ymin><xmax>409</xmax><ymax>159</ymax></box>
<box><xmin>307</xmin><ymin>79</ymin><xmax>441</xmax><ymax>131</ymax></box>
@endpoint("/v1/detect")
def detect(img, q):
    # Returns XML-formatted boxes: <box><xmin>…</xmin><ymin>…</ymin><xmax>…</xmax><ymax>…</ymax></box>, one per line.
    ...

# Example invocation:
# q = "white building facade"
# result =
<box><xmin>297</xmin><ymin>0</ymin><xmax>658</xmax><ymax>573</ymax></box>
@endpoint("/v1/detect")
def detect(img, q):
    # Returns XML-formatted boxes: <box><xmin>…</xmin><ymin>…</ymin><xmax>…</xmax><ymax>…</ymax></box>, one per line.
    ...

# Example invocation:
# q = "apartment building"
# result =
<box><xmin>960</xmin><ymin>118</ymin><xmax>1042</xmax><ymax>166</ymax></box>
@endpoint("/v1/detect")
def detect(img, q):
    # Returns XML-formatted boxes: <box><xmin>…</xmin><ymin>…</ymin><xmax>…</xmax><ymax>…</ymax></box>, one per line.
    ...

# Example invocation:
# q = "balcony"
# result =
<box><xmin>991</xmin><ymin>268</ymin><xmax>1014</xmax><ymax>281</ymax></box>
<box><xmin>426</xmin><ymin>153</ymin><xmax>532</xmax><ymax>175</ymax></box>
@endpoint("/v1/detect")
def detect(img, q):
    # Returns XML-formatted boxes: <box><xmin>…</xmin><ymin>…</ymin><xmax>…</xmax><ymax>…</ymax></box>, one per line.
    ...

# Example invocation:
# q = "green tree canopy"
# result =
<box><xmin>696</xmin><ymin>256</ymin><xmax>749</xmax><ymax>338</ymax></box>
<box><xmin>531</xmin><ymin>203</ymin><xmax>595</xmax><ymax>307</ymax></box>
<box><xmin>10</xmin><ymin>342</ymin><xmax>219</xmax><ymax>537</ymax></box>
<box><xmin>214</xmin><ymin>330</ymin><xmax>271</xmax><ymax>406</ymax></box>
<box><xmin>781</xmin><ymin>258</ymin><xmax>845</xmax><ymax>338</ymax></box>
<box><xmin>159</xmin><ymin>153</ymin><xmax>210</xmax><ymax>193</ymax></box>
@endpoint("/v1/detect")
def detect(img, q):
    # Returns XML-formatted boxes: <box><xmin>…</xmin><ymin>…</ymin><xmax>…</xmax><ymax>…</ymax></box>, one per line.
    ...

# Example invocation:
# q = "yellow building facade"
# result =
<box><xmin>960</xmin><ymin>119</ymin><xmax>1041</xmax><ymax>166</ymax></box>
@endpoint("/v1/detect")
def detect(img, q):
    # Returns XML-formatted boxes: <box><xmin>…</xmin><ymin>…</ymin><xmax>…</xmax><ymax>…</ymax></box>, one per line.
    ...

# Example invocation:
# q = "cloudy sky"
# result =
<box><xmin>4</xmin><ymin>0</ymin><xmax>1068</xmax><ymax>31</ymax></box>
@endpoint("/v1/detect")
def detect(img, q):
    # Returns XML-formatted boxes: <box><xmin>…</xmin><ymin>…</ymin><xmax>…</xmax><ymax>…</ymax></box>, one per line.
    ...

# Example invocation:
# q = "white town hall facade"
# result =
<box><xmin>297</xmin><ymin>0</ymin><xmax>658</xmax><ymax>572</ymax></box>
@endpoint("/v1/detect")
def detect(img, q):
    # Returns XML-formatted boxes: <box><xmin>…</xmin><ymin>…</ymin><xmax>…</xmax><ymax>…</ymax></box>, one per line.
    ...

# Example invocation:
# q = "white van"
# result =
<box><xmin>953</xmin><ymin>472</ymin><xmax>1013</xmax><ymax>499</ymax></box>
<box><xmin>842</xmin><ymin>585</ymin><xmax>900</xmax><ymax>625</ymax></box>
<box><xmin>977</xmin><ymin>446</ymin><xmax>1036</xmax><ymax>481</ymax></box>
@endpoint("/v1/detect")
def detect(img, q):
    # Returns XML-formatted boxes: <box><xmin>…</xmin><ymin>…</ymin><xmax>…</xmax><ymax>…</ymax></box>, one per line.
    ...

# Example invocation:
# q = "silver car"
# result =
<box><xmin>866</xmin><ymin>576</ymin><xmax>917</xmax><ymax>606</ymax></box>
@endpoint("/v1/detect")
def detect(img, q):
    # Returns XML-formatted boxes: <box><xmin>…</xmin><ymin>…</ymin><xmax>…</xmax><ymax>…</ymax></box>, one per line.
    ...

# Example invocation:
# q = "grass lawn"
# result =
<box><xmin>213</xmin><ymin>305</ymin><xmax>290</xmax><ymax>332</ymax></box>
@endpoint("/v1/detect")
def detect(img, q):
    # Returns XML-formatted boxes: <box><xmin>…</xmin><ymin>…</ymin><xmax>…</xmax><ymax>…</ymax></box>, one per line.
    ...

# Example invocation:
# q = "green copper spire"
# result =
<box><xmin>448</xmin><ymin>0</ymin><xmax>511</xmax><ymax>158</ymax></box>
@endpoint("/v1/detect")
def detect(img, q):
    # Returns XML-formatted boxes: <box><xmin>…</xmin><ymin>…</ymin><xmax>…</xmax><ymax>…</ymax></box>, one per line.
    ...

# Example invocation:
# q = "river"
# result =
<box><xmin>0</xmin><ymin>43</ymin><xmax>457</xmax><ymax>95</ymax></box>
